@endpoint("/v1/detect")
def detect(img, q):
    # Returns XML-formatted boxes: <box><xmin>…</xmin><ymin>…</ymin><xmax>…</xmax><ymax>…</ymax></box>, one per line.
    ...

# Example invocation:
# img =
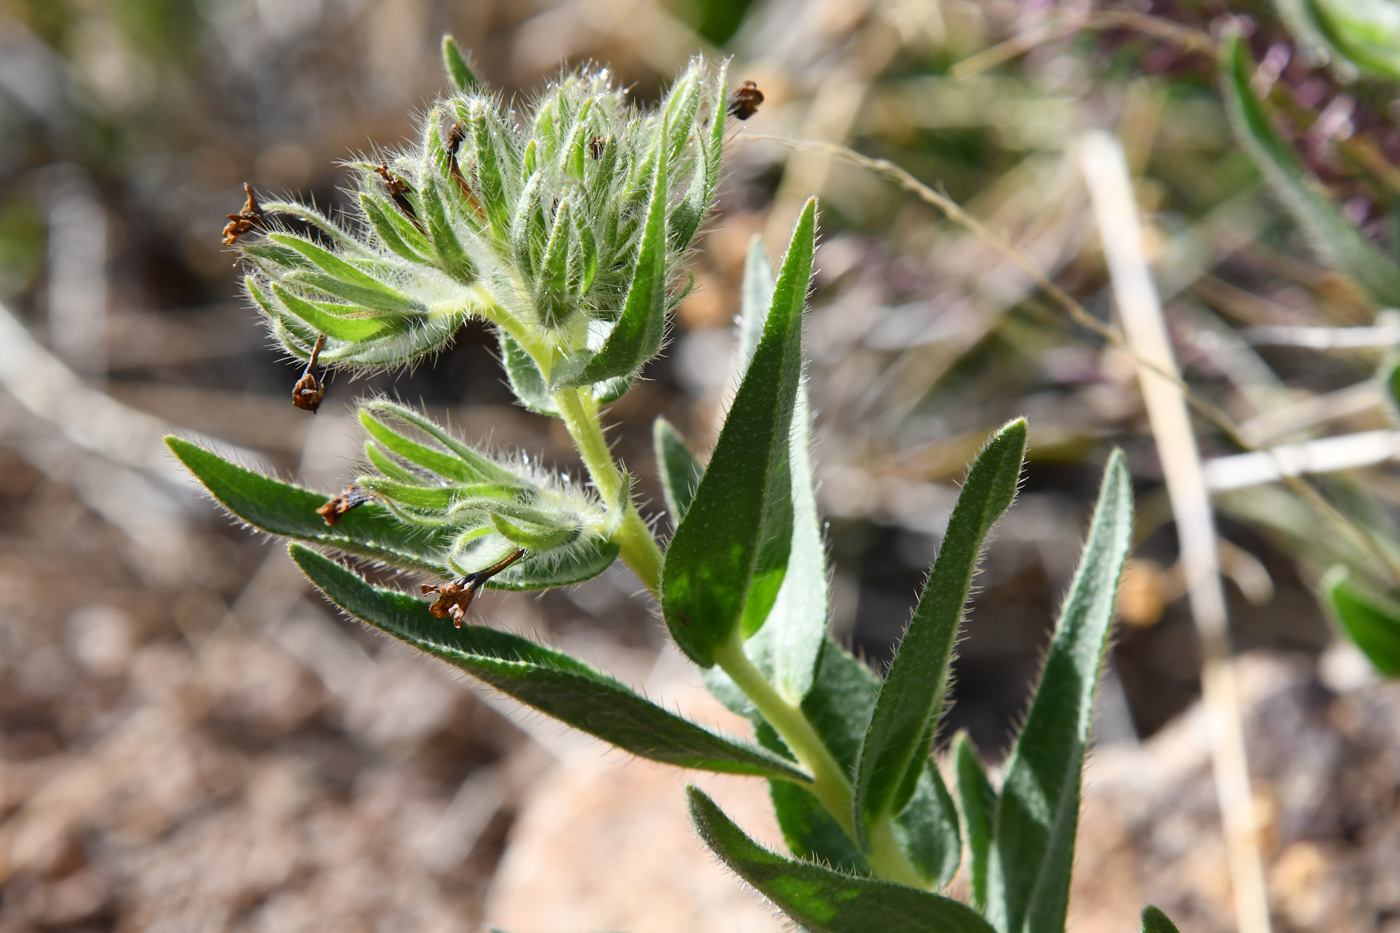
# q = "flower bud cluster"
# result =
<box><xmin>353</xmin><ymin>400</ymin><xmax>624</xmax><ymax>587</ymax></box>
<box><xmin>236</xmin><ymin>53</ymin><xmax>730</xmax><ymax>403</ymax></box>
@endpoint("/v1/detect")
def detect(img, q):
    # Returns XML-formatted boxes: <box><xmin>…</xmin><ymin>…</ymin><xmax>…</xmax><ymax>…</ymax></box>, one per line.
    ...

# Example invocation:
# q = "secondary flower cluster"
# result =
<box><xmin>232</xmin><ymin>55</ymin><xmax>730</xmax><ymax>404</ymax></box>
<box><xmin>345</xmin><ymin>399</ymin><xmax>625</xmax><ymax>607</ymax></box>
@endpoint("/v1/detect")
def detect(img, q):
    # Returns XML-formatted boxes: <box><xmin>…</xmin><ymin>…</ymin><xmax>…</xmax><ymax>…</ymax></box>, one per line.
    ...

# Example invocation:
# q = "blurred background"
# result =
<box><xmin>3</xmin><ymin>0</ymin><xmax>1400</xmax><ymax>930</ymax></box>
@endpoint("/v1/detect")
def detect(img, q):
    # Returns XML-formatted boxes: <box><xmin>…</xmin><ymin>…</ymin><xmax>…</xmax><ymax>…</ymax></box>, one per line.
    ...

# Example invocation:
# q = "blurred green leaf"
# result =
<box><xmin>687</xmin><ymin>786</ymin><xmax>995</xmax><ymax>933</ymax></box>
<box><xmin>1222</xmin><ymin>32</ymin><xmax>1400</xmax><ymax>305</ymax></box>
<box><xmin>1382</xmin><ymin>355</ymin><xmax>1400</xmax><ymax>427</ymax></box>
<box><xmin>1321</xmin><ymin>565</ymin><xmax>1400</xmax><ymax>675</ymax></box>
<box><xmin>654</xmin><ymin>417</ymin><xmax>704</xmax><ymax>527</ymax></box>
<box><xmin>1140</xmin><ymin>906</ymin><xmax>1183</xmax><ymax>933</ymax></box>
<box><xmin>442</xmin><ymin>35</ymin><xmax>484</xmax><ymax>95</ymax></box>
<box><xmin>291</xmin><ymin>544</ymin><xmax>808</xmax><ymax>780</ymax></box>
<box><xmin>990</xmin><ymin>451</ymin><xmax>1133</xmax><ymax>933</ymax></box>
<box><xmin>662</xmin><ymin>199</ymin><xmax>815</xmax><ymax>666</ymax></box>
<box><xmin>736</xmin><ymin>235</ymin><xmax>774</xmax><ymax>367</ymax></box>
<box><xmin>1304</xmin><ymin>0</ymin><xmax>1400</xmax><ymax>81</ymax></box>
<box><xmin>954</xmin><ymin>731</ymin><xmax>997</xmax><ymax>913</ymax></box>
<box><xmin>855</xmin><ymin>419</ymin><xmax>1026</xmax><ymax>838</ymax></box>
<box><xmin>0</xmin><ymin>197</ymin><xmax>46</xmax><ymax>299</ymax></box>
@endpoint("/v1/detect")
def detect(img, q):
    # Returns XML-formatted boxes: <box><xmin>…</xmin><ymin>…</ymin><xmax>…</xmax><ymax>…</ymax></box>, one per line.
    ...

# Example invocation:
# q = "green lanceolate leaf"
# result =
<box><xmin>687</xmin><ymin>786</ymin><xmax>997</xmax><ymax>933</ymax></box>
<box><xmin>758</xmin><ymin>640</ymin><xmax>961</xmax><ymax>886</ymax></box>
<box><xmin>362</xmin><ymin>400</ymin><xmax>520</xmax><ymax>485</ymax></box>
<box><xmin>662</xmin><ymin>200</ymin><xmax>815</xmax><ymax>667</ymax></box>
<box><xmin>365</xmin><ymin>441</ymin><xmax>425</xmax><ymax>485</ymax></box>
<box><xmin>854</xmin><ymin>419</ymin><xmax>1027</xmax><ymax>841</ymax></box>
<box><xmin>1139</xmin><ymin>906</ymin><xmax>1182</xmax><ymax>933</ymax></box>
<box><xmin>267</xmin><ymin>234</ymin><xmax>420</xmax><ymax>315</ymax></box>
<box><xmin>422</xmin><ymin>175</ymin><xmax>475</xmax><ymax>282</ymax></box>
<box><xmin>360</xmin><ymin>478</ymin><xmax>513</xmax><ymax>510</ymax></box>
<box><xmin>258</xmin><ymin>199</ymin><xmax>368</xmax><ymax>254</ymax></box>
<box><xmin>359</xmin><ymin>192</ymin><xmax>432</xmax><ymax>264</ymax></box>
<box><xmin>563</xmin><ymin>123</ymin><xmax>671</xmax><ymax>388</ymax></box>
<box><xmin>474</xmin><ymin>536</ymin><xmax>620</xmax><ymax>590</ymax></box>
<box><xmin>271</xmin><ymin>285</ymin><xmax>392</xmax><ymax>343</ymax></box>
<box><xmin>891</xmin><ymin>756</ymin><xmax>964</xmax><ymax>887</ymax></box>
<box><xmin>498</xmin><ymin>332</ymin><xmax>559</xmax><ymax>415</ymax></box>
<box><xmin>572</xmin><ymin>212</ymin><xmax>599</xmax><ymax>295</ymax></box>
<box><xmin>468</xmin><ymin>100</ymin><xmax>512</xmax><ymax>240</ymax></box>
<box><xmin>291</xmin><ymin>544</ymin><xmax>807</xmax><ymax>780</ymax></box>
<box><xmin>489</xmin><ymin>511</ymin><xmax>577</xmax><ymax>550</ymax></box>
<box><xmin>285</xmin><ymin>271</ymin><xmax>421</xmax><ymax>319</ymax></box>
<box><xmin>359</xmin><ymin>409</ymin><xmax>483</xmax><ymax>483</ymax></box>
<box><xmin>954</xmin><ymin>731</ymin><xmax>997</xmax><ymax>912</ymax></box>
<box><xmin>1222</xmin><ymin>33</ymin><xmax>1400</xmax><ymax>306</ymax></box>
<box><xmin>441</xmin><ymin>35</ymin><xmax>483</xmax><ymax>93</ymax></box>
<box><xmin>167</xmin><ymin>437</ymin><xmax>451</xmax><ymax>574</ymax></box>
<box><xmin>654</xmin><ymin>417</ymin><xmax>704</xmax><ymax>527</ymax></box>
<box><xmin>733</xmin><ymin>234</ymin><xmax>827</xmax><ymax>704</ymax></box>
<box><xmin>1320</xmin><ymin>565</ymin><xmax>1400</xmax><ymax>676</ymax></box>
<box><xmin>989</xmin><ymin>451</ymin><xmax>1133</xmax><ymax>933</ymax></box>
<box><xmin>668</xmin><ymin>61</ymin><xmax>727</xmax><ymax>252</ymax></box>
<box><xmin>536</xmin><ymin>199</ymin><xmax>572</xmax><ymax>324</ymax></box>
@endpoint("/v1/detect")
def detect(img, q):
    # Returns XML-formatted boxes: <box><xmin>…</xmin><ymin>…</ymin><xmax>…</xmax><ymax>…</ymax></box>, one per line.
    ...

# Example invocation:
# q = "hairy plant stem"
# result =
<box><xmin>714</xmin><ymin>631</ymin><xmax>924</xmax><ymax>888</ymax></box>
<box><xmin>552</xmin><ymin>386</ymin><xmax>663</xmax><ymax>595</ymax></box>
<box><xmin>492</xmin><ymin>293</ymin><xmax>663</xmax><ymax>596</ymax></box>
<box><xmin>474</xmin><ymin>290</ymin><xmax>539</xmax><ymax>359</ymax></box>
<box><xmin>520</xmin><ymin>306</ymin><xmax>921</xmax><ymax>885</ymax></box>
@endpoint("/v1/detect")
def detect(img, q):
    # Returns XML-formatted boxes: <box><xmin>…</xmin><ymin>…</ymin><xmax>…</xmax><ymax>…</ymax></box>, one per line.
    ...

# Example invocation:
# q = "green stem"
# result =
<box><xmin>616</xmin><ymin>506</ymin><xmax>663</xmax><ymax>596</ymax></box>
<box><xmin>472</xmin><ymin>289</ymin><xmax>545</xmax><ymax>370</ymax></box>
<box><xmin>478</xmin><ymin>293</ymin><xmax>663</xmax><ymax>593</ymax></box>
<box><xmin>714</xmin><ymin>631</ymin><xmax>854</xmax><ymax>834</ymax></box>
<box><xmin>715</xmin><ymin>630</ymin><xmax>926</xmax><ymax>887</ymax></box>
<box><xmin>867</xmin><ymin>814</ymin><xmax>924</xmax><ymax>889</ymax></box>
<box><xmin>553</xmin><ymin>386</ymin><xmax>664</xmax><ymax>595</ymax></box>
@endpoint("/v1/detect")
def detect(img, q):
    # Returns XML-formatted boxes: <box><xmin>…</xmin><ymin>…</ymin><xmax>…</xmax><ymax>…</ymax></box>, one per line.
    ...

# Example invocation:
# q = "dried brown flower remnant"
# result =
<box><xmin>422</xmin><ymin>548</ymin><xmax>526</xmax><ymax>627</ymax></box>
<box><xmin>589</xmin><ymin>135</ymin><xmax>606</xmax><ymax>159</ymax></box>
<box><xmin>443</xmin><ymin>122</ymin><xmax>487</xmax><ymax>221</ymax></box>
<box><xmin>221</xmin><ymin>182</ymin><xmax>264</xmax><ymax>246</ymax></box>
<box><xmin>292</xmin><ymin>335</ymin><xmax>326</xmax><ymax>413</ymax></box>
<box><xmin>375</xmin><ymin>161</ymin><xmax>420</xmax><ymax>226</ymax></box>
<box><xmin>727</xmin><ymin>81</ymin><xmax>764</xmax><ymax>120</ymax></box>
<box><xmin>317</xmin><ymin>485</ymin><xmax>372</xmax><ymax>526</ymax></box>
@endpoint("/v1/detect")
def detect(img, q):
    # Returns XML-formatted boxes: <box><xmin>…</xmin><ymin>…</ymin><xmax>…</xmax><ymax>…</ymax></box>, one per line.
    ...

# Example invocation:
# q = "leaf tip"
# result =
<box><xmin>993</xmin><ymin>416</ymin><xmax>1029</xmax><ymax>450</ymax></box>
<box><xmin>684</xmin><ymin>784</ymin><xmax>720</xmax><ymax>833</ymax></box>
<box><xmin>1105</xmin><ymin>446</ymin><xmax>1131</xmax><ymax>485</ymax></box>
<box><xmin>1140</xmin><ymin>905</ymin><xmax>1182</xmax><ymax>933</ymax></box>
